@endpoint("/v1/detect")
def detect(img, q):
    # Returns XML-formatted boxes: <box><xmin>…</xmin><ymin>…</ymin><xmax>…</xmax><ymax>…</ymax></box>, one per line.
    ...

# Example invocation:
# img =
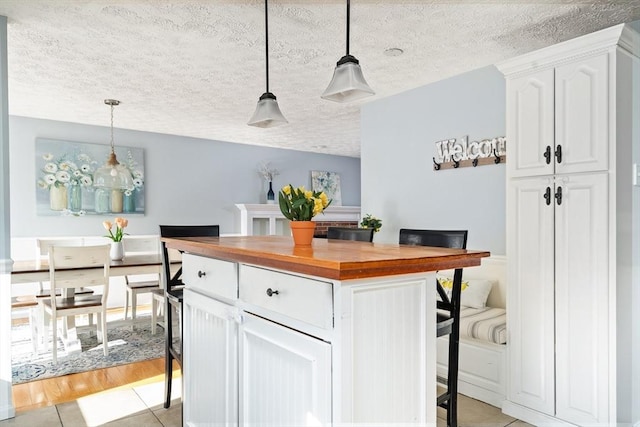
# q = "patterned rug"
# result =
<box><xmin>11</xmin><ymin>317</ymin><xmax>165</xmax><ymax>384</ymax></box>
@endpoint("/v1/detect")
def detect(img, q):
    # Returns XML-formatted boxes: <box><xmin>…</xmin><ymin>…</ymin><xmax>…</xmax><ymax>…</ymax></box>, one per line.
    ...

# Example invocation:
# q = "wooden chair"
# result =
<box><xmin>121</xmin><ymin>235</ymin><xmax>163</xmax><ymax>331</ymax></box>
<box><xmin>159</xmin><ymin>224</ymin><xmax>220</xmax><ymax>409</ymax></box>
<box><xmin>399</xmin><ymin>228</ymin><xmax>468</xmax><ymax>427</ymax></box>
<box><xmin>327</xmin><ymin>226</ymin><xmax>374</xmax><ymax>242</ymax></box>
<box><xmin>43</xmin><ymin>245</ymin><xmax>110</xmax><ymax>364</ymax></box>
<box><xmin>34</xmin><ymin>238</ymin><xmax>94</xmax><ymax>353</ymax></box>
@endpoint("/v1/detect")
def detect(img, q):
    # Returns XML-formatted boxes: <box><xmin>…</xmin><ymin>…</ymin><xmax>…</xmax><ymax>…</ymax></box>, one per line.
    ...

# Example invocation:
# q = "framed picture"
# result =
<box><xmin>311</xmin><ymin>170</ymin><xmax>342</xmax><ymax>206</ymax></box>
<box><xmin>35</xmin><ymin>138</ymin><xmax>145</xmax><ymax>216</ymax></box>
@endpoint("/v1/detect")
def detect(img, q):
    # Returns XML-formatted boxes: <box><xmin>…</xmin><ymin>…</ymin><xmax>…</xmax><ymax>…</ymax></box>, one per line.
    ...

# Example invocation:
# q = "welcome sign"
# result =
<box><xmin>433</xmin><ymin>135</ymin><xmax>506</xmax><ymax>170</ymax></box>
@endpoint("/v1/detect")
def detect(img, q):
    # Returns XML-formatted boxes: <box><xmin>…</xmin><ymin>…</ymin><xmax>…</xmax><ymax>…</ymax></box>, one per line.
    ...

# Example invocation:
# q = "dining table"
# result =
<box><xmin>11</xmin><ymin>254</ymin><xmax>178</xmax><ymax>355</ymax></box>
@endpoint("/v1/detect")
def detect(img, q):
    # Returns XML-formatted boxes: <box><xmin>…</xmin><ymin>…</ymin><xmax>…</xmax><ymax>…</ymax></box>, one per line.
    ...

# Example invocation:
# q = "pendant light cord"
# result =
<box><xmin>110</xmin><ymin>103</ymin><xmax>115</xmax><ymax>153</ymax></box>
<box><xmin>265</xmin><ymin>0</ymin><xmax>270</xmax><ymax>93</ymax></box>
<box><xmin>346</xmin><ymin>0</ymin><xmax>350</xmax><ymax>56</ymax></box>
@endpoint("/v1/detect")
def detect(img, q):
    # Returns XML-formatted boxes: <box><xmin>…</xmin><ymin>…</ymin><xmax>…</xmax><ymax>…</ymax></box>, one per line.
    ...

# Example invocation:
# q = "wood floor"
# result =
<box><xmin>12</xmin><ymin>357</ymin><xmax>181</xmax><ymax>413</ymax></box>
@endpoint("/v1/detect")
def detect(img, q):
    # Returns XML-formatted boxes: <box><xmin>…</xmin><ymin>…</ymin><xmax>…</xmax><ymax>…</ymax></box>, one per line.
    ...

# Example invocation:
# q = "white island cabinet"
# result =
<box><xmin>168</xmin><ymin>235</ymin><xmax>489</xmax><ymax>426</ymax></box>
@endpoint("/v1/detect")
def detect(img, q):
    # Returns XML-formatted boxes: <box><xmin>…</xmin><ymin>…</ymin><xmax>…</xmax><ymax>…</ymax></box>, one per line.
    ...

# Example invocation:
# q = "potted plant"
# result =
<box><xmin>278</xmin><ymin>184</ymin><xmax>331</xmax><ymax>245</ymax></box>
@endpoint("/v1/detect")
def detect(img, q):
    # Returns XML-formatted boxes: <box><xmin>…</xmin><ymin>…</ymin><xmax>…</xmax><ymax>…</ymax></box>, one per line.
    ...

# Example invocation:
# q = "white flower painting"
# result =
<box><xmin>35</xmin><ymin>138</ymin><xmax>145</xmax><ymax>216</ymax></box>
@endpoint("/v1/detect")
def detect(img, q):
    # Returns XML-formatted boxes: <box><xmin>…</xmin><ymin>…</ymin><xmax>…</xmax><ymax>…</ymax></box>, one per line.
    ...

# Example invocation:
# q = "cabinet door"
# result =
<box><xmin>555</xmin><ymin>53</ymin><xmax>609</xmax><ymax>174</ymax></box>
<box><xmin>507</xmin><ymin>177</ymin><xmax>555</xmax><ymax>414</ymax></box>
<box><xmin>555</xmin><ymin>173</ymin><xmax>609</xmax><ymax>424</ymax></box>
<box><xmin>506</xmin><ymin>69</ymin><xmax>555</xmax><ymax>178</ymax></box>
<box><xmin>239</xmin><ymin>313</ymin><xmax>331</xmax><ymax>426</ymax></box>
<box><xmin>183</xmin><ymin>289</ymin><xmax>238</xmax><ymax>426</ymax></box>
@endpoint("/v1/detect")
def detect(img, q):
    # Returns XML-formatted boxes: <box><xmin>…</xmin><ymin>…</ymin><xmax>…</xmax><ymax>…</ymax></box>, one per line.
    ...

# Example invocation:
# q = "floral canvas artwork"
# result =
<box><xmin>35</xmin><ymin>138</ymin><xmax>145</xmax><ymax>216</ymax></box>
<box><xmin>311</xmin><ymin>171</ymin><xmax>342</xmax><ymax>206</ymax></box>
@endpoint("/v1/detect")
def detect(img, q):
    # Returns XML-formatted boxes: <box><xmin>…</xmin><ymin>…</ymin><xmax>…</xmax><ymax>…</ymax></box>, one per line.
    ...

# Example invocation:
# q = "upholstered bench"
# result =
<box><xmin>436</xmin><ymin>256</ymin><xmax>507</xmax><ymax>408</ymax></box>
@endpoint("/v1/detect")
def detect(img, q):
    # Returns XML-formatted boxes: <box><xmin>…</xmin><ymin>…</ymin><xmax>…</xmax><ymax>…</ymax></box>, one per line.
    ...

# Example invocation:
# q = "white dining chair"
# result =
<box><xmin>122</xmin><ymin>236</ymin><xmax>164</xmax><ymax>331</ymax></box>
<box><xmin>43</xmin><ymin>244</ymin><xmax>110</xmax><ymax>364</ymax></box>
<box><xmin>34</xmin><ymin>238</ymin><xmax>94</xmax><ymax>353</ymax></box>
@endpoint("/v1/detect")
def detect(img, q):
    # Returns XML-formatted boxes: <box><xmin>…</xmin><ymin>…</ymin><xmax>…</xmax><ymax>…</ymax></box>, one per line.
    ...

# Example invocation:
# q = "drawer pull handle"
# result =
<box><xmin>266</xmin><ymin>288</ymin><xmax>279</xmax><ymax>297</ymax></box>
<box><xmin>197</xmin><ymin>270</ymin><xmax>206</xmax><ymax>278</ymax></box>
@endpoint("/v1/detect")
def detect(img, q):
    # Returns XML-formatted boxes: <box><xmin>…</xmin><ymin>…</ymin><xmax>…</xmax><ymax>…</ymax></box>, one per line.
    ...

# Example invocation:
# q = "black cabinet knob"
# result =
<box><xmin>197</xmin><ymin>270</ymin><xmax>206</xmax><ymax>278</ymax></box>
<box><xmin>266</xmin><ymin>288</ymin><xmax>279</xmax><ymax>297</ymax></box>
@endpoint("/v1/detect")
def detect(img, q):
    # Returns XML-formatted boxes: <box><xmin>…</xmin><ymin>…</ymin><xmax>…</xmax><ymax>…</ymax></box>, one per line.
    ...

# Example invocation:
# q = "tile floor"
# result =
<box><xmin>2</xmin><ymin>379</ymin><xmax>532</xmax><ymax>427</ymax></box>
<box><xmin>1</xmin><ymin>378</ymin><xmax>182</xmax><ymax>426</ymax></box>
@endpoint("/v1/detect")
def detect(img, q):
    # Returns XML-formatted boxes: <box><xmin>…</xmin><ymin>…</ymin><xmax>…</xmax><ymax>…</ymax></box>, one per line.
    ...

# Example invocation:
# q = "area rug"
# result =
<box><xmin>11</xmin><ymin>318</ymin><xmax>165</xmax><ymax>384</ymax></box>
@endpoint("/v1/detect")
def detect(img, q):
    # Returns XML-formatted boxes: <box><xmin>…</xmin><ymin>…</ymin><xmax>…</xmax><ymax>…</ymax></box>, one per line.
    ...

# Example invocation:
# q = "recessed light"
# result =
<box><xmin>384</xmin><ymin>48</ymin><xmax>404</xmax><ymax>57</ymax></box>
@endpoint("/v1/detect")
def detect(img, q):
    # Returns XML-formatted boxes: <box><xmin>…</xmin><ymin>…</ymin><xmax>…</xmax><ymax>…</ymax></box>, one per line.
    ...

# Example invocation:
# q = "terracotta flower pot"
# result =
<box><xmin>290</xmin><ymin>221</ymin><xmax>316</xmax><ymax>246</ymax></box>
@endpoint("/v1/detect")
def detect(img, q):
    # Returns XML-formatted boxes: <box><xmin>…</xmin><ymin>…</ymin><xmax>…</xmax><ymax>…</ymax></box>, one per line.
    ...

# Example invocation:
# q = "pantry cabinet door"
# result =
<box><xmin>506</xmin><ymin>69</ymin><xmax>555</xmax><ymax>178</ymax></box>
<box><xmin>555</xmin><ymin>173</ymin><xmax>609</xmax><ymax>425</ymax></box>
<box><xmin>555</xmin><ymin>53</ymin><xmax>609</xmax><ymax>174</ymax></box>
<box><xmin>507</xmin><ymin>177</ymin><xmax>555</xmax><ymax>414</ymax></box>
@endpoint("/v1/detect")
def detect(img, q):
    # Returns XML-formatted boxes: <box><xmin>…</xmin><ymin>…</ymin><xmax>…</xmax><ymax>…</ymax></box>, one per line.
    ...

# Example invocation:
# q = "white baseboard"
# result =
<box><xmin>502</xmin><ymin>400</ymin><xmax>574</xmax><ymax>426</ymax></box>
<box><xmin>0</xmin><ymin>401</ymin><xmax>16</xmax><ymax>421</ymax></box>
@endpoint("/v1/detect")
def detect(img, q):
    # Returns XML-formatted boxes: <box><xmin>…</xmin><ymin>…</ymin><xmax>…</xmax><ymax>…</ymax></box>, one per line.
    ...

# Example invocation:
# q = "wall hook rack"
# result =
<box><xmin>493</xmin><ymin>149</ymin><xmax>501</xmax><ymax>164</ymax></box>
<box><xmin>432</xmin><ymin>157</ymin><xmax>441</xmax><ymax>171</ymax></box>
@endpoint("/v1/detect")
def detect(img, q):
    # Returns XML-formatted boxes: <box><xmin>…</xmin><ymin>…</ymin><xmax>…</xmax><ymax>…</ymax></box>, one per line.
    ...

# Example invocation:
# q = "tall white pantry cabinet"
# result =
<box><xmin>497</xmin><ymin>24</ymin><xmax>640</xmax><ymax>427</ymax></box>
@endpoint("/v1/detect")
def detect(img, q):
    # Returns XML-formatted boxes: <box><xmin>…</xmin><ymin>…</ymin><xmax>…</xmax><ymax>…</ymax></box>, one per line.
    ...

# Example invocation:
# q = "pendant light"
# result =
<box><xmin>322</xmin><ymin>0</ymin><xmax>374</xmax><ymax>103</ymax></box>
<box><xmin>93</xmin><ymin>99</ymin><xmax>134</xmax><ymax>190</ymax></box>
<box><xmin>248</xmin><ymin>0</ymin><xmax>288</xmax><ymax>128</ymax></box>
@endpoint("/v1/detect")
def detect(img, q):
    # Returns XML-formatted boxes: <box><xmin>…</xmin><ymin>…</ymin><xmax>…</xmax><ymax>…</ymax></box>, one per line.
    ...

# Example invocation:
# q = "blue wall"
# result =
<box><xmin>9</xmin><ymin>116</ymin><xmax>361</xmax><ymax>237</ymax></box>
<box><xmin>361</xmin><ymin>65</ymin><xmax>506</xmax><ymax>254</ymax></box>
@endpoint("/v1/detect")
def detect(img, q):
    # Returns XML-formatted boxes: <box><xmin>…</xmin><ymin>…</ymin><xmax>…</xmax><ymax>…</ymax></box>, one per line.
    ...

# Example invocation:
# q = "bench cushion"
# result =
<box><xmin>458</xmin><ymin>306</ymin><xmax>507</xmax><ymax>345</ymax></box>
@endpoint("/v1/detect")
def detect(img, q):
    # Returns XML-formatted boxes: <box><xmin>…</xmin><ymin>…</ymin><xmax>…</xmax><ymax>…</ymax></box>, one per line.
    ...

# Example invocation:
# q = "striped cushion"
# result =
<box><xmin>458</xmin><ymin>307</ymin><xmax>507</xmax><ymax>345</ymax></box>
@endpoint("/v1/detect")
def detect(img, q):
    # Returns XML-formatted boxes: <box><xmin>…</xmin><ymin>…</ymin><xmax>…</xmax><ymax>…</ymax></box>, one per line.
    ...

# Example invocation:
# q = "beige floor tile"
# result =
<box><xmin>133</xmin><ymin>377</ymin><xmax>181</xmax><ymax>411</ymax></box>
<box><xmin>57</xmin><ymin>389</ymin><xmax>148</xmax><ymax>427</ymax></box>
<box><xmin>436</xmin><ymin>393</ymin><xmax>516</xmax><ymax>427</ymax></box>
<box><xmin>152</xmin><ymin>403</ymin><xmax>182</xmax><ymax>427</ymax></box>
<box><xmin>506</xmin><ymin>421</ymin><xmax>535</xmax><ymax>427</ymax></box>
<box><xmin>102</xmin><ymin>411</ymin><xmax>163</xmax><ymax>427</ymax></box>
<box><xmin>457</xmin><ymin>394</ymin><xmax>515</xmax><ymax>427</ymax></box>
<box><xmin>0</xmin><ymin>405</ymin><xmax>61</xmax><ymax>426</ymax></box>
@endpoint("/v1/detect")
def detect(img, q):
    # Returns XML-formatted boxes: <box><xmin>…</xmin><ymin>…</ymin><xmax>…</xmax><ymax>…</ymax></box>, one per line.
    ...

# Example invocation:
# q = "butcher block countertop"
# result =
<box><xmin>163</xmin><ymin>235</ymin><xmax>490</xmax><ymax>281</ymax></box>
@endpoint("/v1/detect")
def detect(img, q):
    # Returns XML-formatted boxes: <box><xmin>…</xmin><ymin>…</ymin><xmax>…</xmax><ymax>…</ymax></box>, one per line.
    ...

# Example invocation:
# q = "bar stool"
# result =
<box><xmin>399</xmin><ymin>228</ymin><xmax>468</xmax><ymax>427</ymax></box>
<box><xmin>327</xmin><ymin>226</ymin><xmax>374</xmax><ymax>242</ymax></box>
<box><xmin>159</xmin><ymin>224</ymin><xmax>220</xmax><ymax>409</ymax></box>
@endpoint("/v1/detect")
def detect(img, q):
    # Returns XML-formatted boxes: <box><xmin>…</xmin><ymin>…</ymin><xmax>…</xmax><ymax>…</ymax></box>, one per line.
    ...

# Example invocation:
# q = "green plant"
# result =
<box><xmin>360</xmin><ymin>214</ymin><xmax>382</xmax><ymax>232</ymax></box>
<box><xmin>278</xmin><ymin>184</ymin><xmax>332</xmax><ymax>221</ymax></box>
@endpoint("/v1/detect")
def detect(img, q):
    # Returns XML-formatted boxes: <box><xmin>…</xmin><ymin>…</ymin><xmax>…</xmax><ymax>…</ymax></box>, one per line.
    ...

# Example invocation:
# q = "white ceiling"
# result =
<box><xmin>0</xmin><ymin>1</ymin><xmax>639</xmax><ymax>158</ymax></box>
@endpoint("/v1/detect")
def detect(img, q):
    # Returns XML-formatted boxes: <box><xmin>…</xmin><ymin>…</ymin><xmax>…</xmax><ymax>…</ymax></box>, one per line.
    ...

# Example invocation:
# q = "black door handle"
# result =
<box><xmin>544</xmin><ymin>146</ymin><xmax>552</xmax><ymax>165</ymax></box>
<box><xmin>555</xmin><ymin>145</ymin><xmax>562</xmax><ymax>164</ymax></box>
<box><xmin>544</xmin><ymin>187</ymin><xmax>552</xmax><ymax>205</ymax></box>
<box><xmin>555</xmin><ymin>186</ymin><xmax>562</xmax><ymax>205</ymax></box>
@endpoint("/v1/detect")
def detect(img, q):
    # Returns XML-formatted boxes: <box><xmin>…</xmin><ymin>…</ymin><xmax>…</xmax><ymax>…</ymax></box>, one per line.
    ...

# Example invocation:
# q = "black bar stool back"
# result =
<box><xmin>159</xmin><ymin>224</ymin><xmax>220</xmax><ymax>409</ymax></box>
<box><xmin>399</xmin><ymin>228</ymin><xmax>468</xmax><ymax>427</ymax></box>
<box><xmin>327</xmin><ymin>226</ymin><xmax>374</xmax><ymax>242</ymax></box>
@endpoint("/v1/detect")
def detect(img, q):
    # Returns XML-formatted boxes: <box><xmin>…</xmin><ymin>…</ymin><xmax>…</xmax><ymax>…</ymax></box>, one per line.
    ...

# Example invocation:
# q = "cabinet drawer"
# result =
<box><xmin>239</xmin><ymin>265</ymin><xmax>333</xmax><ymax>330</ymax></box>
<box><xmin>183</xmin><ymin>254</ymin><xmax>238</xmax><ymax>301</ymax></box>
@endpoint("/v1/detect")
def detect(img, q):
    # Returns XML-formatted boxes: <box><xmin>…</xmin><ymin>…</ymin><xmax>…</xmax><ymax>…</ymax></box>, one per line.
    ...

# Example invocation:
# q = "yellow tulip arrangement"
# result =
<box><xmin>278</xmin><ymin>184</ymin><xmax>331</xmax><ymax>221</ymax></box>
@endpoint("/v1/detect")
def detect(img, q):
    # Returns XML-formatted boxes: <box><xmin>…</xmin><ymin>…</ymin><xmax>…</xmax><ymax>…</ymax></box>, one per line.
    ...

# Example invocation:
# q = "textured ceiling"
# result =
<box><xmin>0</xmin><ymin>1</ymin><xmax>639</xmax><ymax>157</ymax></box>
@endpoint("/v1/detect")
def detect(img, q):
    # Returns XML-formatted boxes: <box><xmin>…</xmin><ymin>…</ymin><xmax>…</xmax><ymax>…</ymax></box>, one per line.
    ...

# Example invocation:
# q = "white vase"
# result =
<box><xmin>110</xmin><ymin>241</ymin><xmax>124</xmax><ymax>261</ymax></box>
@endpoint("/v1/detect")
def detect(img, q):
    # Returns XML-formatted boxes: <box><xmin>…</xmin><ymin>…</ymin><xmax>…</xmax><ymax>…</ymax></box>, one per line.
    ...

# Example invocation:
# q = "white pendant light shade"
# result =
<box><xmin>248</xmin><ymin>0</ymin><xmax>288</xmax><ymax>128</ymax></box>
<box><xmin>322</xmin><ymin>0</ymin><xmax>374</xmax><ymax>103</ymax></box>
<box><xmin>321</xmin><ymin>54</ymin><xmax>374</xmax><ymax>102</ymax></box>
<box><xmin>94</xmin><ymin>99</ymin><xmax>134</xmax><ymax>191</ymax></box>
<box><xmin>248</xmin><ymin>92</ymin><xmax>288</xmax><ymax>128</ymax></box>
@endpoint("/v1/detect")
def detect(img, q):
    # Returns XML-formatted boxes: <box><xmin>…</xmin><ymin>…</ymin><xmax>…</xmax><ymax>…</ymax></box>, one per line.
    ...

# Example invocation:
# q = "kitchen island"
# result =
<box><xmin>163</xmin><ymin>235</ymin><xmax>489</xmax><ymax>426</ymax></box>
